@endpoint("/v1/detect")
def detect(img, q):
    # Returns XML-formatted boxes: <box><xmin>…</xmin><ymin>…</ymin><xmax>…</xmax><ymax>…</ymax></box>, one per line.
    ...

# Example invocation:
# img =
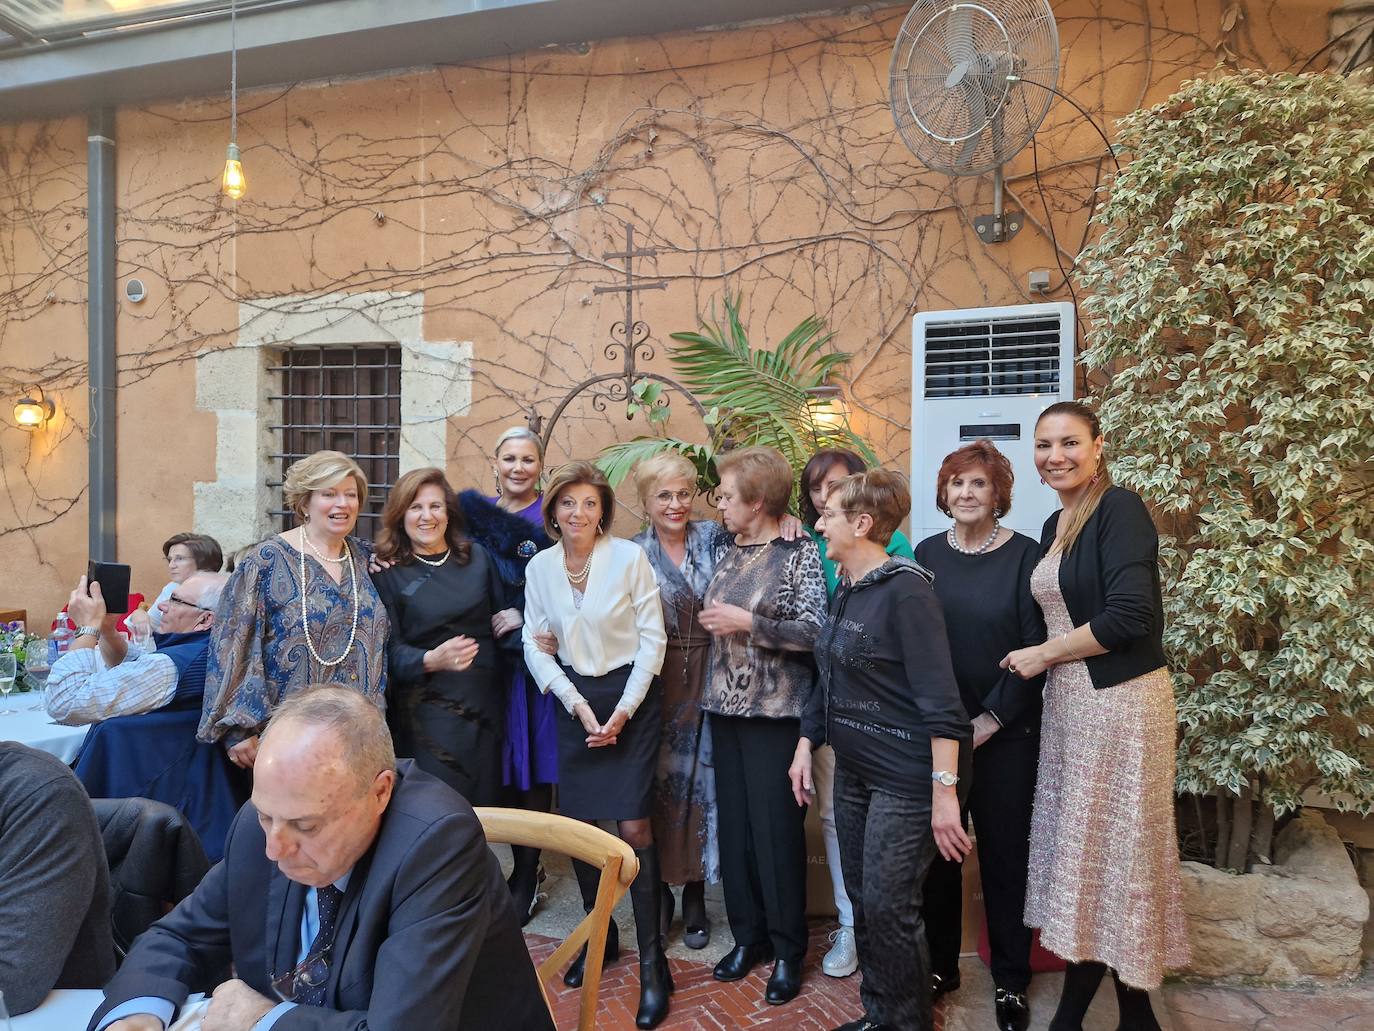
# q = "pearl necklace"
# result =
<box><xmin>413</xmin><ymin>549</ymin><xmax>450</xmax><ymax>567</ymax></box>
<box><xmin>564</xmin><ymin>546</ymin><xmax>594</xmax><ymax>586</ymax></box>
<box><xmin>947</xmin><ymin>519</ymin><xmax>1000</xmax><ymax>556</ymax></box>
<box><xmin>298</xmin><ymin>527</ymin><xmax>360</xmax><ymax>668</ymax></box>
<box><xmin>301</xmin><ymin>526</ymin><xmax>347</xmax><ymax>564</ymax></box>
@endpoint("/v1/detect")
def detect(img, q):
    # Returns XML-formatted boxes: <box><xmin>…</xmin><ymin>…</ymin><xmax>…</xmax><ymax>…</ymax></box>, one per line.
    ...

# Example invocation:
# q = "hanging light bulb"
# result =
<box><xmin>221</xmin><ymin>0</ymin><xmax>245</xmax><ymax>200</ymax></box>
<box><xmin>222</xmin><ymin>142</ymin><xmax>246</xmax><ymax>199</ymax></box>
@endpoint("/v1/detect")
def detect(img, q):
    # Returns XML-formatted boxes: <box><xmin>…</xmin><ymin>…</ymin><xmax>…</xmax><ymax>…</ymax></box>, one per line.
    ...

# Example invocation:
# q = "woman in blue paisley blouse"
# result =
<box><xmin>198</xmin><ymin>450</ymin><xmax>389</xmax><ymax>768</ymax></box>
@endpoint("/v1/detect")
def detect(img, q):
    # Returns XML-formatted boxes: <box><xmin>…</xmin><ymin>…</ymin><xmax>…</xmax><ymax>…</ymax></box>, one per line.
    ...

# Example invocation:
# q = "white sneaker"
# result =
<box><xmin>822</xmin><ymin>925</ymin><xmax>858</xmax><ymax>977</ymax></box>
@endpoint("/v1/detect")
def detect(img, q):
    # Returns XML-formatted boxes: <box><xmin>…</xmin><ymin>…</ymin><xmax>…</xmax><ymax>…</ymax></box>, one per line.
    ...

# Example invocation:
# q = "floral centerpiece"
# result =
<box><xmin>0</xmin><ymin>621</ymin><xmax>46</xmax><ymax>693</ymax></box>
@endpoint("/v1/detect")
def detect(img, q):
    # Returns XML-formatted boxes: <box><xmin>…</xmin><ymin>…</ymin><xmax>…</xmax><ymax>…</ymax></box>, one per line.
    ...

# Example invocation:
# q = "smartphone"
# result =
<box><xmin>87</xmin><ymin>560</ymin><xmax>132</xmax><ymax>614</ymax></box>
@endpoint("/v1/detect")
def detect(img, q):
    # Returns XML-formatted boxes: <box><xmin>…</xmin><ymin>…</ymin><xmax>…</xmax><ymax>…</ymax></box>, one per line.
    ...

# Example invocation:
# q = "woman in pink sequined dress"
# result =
<box><xmin>1000</xmin><ymin>401</ymin><xmax>1189</xmax><ymax>1031</ymax></box>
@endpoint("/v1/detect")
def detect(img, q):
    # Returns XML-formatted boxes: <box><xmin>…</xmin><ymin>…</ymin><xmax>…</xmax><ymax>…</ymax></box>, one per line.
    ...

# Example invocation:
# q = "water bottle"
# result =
<box><xmin>48</xmin><ymin>610</ymin><xmax>73</xmax><ymax>665</ymax></box>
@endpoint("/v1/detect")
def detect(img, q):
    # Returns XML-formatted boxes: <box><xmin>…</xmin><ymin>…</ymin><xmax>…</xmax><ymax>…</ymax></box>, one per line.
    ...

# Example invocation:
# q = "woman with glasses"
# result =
<box><xmin>627</xmin><ymin>453</ymin><xmax>725</xmax><ymax>951</ymax></box>
<box><xmin>798</xmin><ymin>447</ymin><xmax>916</xmax><ymax>980</ymax></box>
<box><xmin>199</xmin><ymin>450</ymin><xmax>389</xmax><ymax>769</ymax></box>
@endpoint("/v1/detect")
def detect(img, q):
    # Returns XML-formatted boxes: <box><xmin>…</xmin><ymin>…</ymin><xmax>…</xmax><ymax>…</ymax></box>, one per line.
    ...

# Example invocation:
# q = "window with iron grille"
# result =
<box><xmin>268</xmin><ymin>345</ymin><xmax>401</xmax><ymax>539</ymax></box>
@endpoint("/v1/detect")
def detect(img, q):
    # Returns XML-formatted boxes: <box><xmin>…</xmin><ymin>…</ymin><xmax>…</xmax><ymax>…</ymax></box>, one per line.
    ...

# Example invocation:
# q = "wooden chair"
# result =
<box><xmin>476</xmin><ymin>806</ymin><xmax>640</xmax><ymax>1031</ymax></box>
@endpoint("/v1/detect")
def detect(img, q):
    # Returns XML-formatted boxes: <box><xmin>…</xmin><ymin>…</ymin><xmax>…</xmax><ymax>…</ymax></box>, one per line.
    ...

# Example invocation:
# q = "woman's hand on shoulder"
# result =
<box><xmin>777</xmin><ymin>513</ymin><xmax>805</xmax><ymax>542</ymax></box>
<box><xmin>367</xmin><ymin>554</ymin><xmax>396</xmax><ymax>575</ymax></box>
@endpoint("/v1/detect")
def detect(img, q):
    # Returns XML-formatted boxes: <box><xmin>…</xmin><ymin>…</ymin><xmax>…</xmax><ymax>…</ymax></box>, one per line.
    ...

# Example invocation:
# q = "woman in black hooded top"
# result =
<box><xmin>791</xmin><ymin>468</ymin><xmax>971</xmax><ymax>1031</ymax></box>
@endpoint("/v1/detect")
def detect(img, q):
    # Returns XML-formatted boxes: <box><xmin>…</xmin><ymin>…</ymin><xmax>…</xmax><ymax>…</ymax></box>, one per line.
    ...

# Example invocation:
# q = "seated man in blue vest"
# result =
<box><xmin>46</xmin><ymin>571</ymin><xmax>227</xmax><ymax>725</ymax></box>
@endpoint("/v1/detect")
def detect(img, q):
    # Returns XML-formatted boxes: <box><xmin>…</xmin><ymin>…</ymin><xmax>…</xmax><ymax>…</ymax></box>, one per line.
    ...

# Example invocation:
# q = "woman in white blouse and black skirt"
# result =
<box><xmin>521</xmin><ymin>460</ymin><xmax>671</xmax><ymax>1029</ymax></box>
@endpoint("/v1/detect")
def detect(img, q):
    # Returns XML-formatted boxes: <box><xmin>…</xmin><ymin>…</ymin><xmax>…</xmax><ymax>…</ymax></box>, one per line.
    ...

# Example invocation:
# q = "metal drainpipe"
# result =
<box><xmin>87</xmin><ymin>108</ymin><xmax>117</xmax><ymax>561</ymax></box>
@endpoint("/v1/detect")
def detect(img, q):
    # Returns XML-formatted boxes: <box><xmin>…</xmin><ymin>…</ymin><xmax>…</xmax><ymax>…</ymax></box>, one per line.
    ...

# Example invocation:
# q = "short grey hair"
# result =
<box><xmin>493</xmin><ymin>426</ymin><xmax>544</xmax><ymax>462</ymax></box>
<box><xmin>185</xmin><ymin>572</ymin><xmax>229</xmax><ymax>614</ymax></box>
<box><xmin>263</xmin><ymin>686</ymin><xmax>396</xmax><ymax>791</ymax></box>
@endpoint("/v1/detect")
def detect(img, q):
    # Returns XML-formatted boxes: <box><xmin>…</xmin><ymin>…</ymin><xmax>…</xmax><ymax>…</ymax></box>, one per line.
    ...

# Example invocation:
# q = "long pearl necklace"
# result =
<box><xmin>298</xmin><ymin>527</ymin><xmax>360</xmax><ymax>668</ymax></box>
<box><xmin>413</xmin><ymin>549</ymin><xmax>450</xmax><ymax>567</ymax></box>
<box><xmin>301</xmin><ymin>526</ymin><xmax>347</xmax><ymax>564</ymax></box>
<box><xmin>948</xmin><ymin>519</ymin><xmax>1000</xmax><ymax>556</ymax></box>
<box><xmin>564</xmin><ymin>545</ymin><xmax>594</xmax><ymax>586</ymax></box>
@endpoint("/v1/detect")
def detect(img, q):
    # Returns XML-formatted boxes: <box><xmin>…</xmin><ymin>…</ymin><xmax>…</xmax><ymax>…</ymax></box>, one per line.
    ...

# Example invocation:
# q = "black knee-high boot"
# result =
<box><xmin>507</xmin><ymin>845</ymin><xmax>545</xmax><ymax>927</ymax></box>
<box><xmin>563</xmin><ymin>858</ymin><xmax>620</xmax><ymax>988</ymax></box>
<box><xmin>631</xmin><ymin>846</ymin><xmax>673</xmax><ymax>1029</ymax></box>
<box><xmin>1112</xmin><ymin>970</ymin><xmax>1162</xmax><ymax>1031</ymax></box>
<box><xmin>1047</xmin><ymin>960</ymin><xmax>1107</xmax><ymax>1031</ymax></box>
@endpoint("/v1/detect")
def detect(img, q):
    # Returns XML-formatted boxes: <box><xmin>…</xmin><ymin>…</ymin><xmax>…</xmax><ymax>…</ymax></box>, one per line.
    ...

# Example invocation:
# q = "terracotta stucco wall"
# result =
<box><xmin>0</xmin><ymin>1</ymin><xmax>1335</xmax><ymax>621</ymax></box>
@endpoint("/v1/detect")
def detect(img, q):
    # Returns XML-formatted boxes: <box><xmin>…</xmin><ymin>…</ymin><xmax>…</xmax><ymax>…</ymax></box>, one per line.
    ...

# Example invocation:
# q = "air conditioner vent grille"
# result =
<box><xmin>923</xmin><ymin>314</ymin><xmax>1063</xmax><ymax>398</ymax></box>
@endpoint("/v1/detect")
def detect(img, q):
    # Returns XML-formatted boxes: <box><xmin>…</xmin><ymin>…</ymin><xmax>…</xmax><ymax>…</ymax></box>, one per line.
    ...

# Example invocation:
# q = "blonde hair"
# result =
<box><xmin>541</xmin><ymin>460</ymin><xmax>616</xmax><ymax>539</ymax></box>
<box><xmin>1038</xmin><ymin>401</ymin><xmax>1112</xmax><ymax>556</ymax></box>
<box><xmin>493</xmin><ymin>426</ymin><xmax>545</xmax><ymax>463</ymax></box>
<box><xmin>282</xmin><ymin>451</ymin><xmax>369</xmax><ymax>522</ymax></box>
<box><xmin>715</xmin><ymin>446</ymin><xmax>793</xmax><ymax>518</ymax></box>
<box><xmin>827</xmin><ymin>469</ymin><xmax>911</xmax><ymax>547</ymax></box>
<box><xmin>633</xmin><ymin>452</ymin><xmax>697</xmax><ymax>507</ymax></box>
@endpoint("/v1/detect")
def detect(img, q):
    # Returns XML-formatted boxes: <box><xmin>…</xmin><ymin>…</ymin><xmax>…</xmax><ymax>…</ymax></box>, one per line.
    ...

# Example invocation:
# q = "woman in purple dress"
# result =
<box><xmin>457</xmin><ymin>426</ymin><xmax>558</xmax><ymax>923</ymax></box>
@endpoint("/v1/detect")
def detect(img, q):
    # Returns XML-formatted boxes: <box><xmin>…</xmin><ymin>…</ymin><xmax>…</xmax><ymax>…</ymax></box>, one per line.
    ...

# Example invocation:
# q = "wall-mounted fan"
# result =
<box><xmin>889</xmin><ymin>0</ymin><xmax>1061</xmax><ymax>242</ymax></box>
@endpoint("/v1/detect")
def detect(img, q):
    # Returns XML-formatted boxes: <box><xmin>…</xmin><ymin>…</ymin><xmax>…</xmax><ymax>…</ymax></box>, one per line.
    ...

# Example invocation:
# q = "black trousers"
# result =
<box><xmin>835</xmin><ymin>760</ymin><xmax>937</xmax><ymax>1030</ymax></box>
<box><xmin>923</xmin><ymin>732</ymin><xmax>1039</xmax><ymax>991</ymax></box>
<box><xmin>710</xmin><ymin>713</ymin><xmax>808</xmax><ymax>964</ymax></box>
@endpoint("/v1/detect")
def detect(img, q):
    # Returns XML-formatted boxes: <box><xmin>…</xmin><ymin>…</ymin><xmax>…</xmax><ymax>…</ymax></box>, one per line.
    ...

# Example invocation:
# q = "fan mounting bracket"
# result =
<box><xmin>973</xmin><ymin>209</ymin><xmax>1023</xmax><ymax>243</ymax></box>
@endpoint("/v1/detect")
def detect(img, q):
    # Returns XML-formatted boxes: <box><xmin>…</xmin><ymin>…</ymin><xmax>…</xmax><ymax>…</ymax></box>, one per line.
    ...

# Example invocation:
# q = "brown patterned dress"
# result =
<box><xmin>1024</xmin><ymin>552</ymin><xmax>1191</xmax><ymax>989</ymax></box>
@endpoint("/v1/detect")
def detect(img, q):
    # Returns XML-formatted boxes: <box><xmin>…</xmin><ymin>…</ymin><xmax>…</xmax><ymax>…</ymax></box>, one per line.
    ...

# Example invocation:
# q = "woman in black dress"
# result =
<box><xmin>373</xmin><ymin>467</ymin><xmax>515</xmax><ymax>805</ymax></box>
<box><xmin>915</xmin><ymin>440</ymin><xmax>1046</xmax><ymax>1031</ymax></box>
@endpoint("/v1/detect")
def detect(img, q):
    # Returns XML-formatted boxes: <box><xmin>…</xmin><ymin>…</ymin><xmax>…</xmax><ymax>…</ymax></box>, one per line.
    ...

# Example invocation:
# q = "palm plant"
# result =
<box><xmin>597</xmin><ymin>295</ymin><xmax>874</xmax><ymax>491</ymax></box>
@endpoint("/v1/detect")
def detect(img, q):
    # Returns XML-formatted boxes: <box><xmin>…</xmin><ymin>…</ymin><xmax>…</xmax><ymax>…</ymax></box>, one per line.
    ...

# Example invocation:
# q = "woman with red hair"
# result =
<box><xmin>915</xmin><ymin>439</ymin><xmax>1046</xmax><ymax>1031</ymax></box>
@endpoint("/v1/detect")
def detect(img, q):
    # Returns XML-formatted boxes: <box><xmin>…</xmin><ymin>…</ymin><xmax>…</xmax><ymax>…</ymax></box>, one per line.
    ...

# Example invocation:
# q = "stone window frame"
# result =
<box><xmin>193</xmin><ymin>290</ymin><xmax>471</xmax><ymax>555</ymax></box>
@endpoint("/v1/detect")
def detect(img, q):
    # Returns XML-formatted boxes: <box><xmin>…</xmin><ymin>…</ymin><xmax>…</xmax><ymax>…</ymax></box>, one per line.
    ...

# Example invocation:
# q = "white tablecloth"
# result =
<box><xmin>10</xmin><ymin>990</ymin><xmax>206</xmax><ymax>1030</ymax></box>
<box><xmin>0</xmin><ymin>693</ymin><xmax>89</xmax><ymax>763</ymax></box>
<box><xmin>9</xmin><ymin>988</ymin><xmax>101</xmax><ymax>1029</ymax></box>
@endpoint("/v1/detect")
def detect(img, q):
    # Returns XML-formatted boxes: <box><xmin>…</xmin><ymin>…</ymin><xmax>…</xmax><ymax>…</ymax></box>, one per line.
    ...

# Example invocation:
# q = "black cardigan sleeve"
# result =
<box><xmin>1087</xmin><ymin>489</ymin><xmax>1160</xmax><ymax>650</ymax></box>
<box><xmin>981</xmin><ymin>541</ymin><xmax>1047</xmax><ymax>727</ymax></box>
<box><xmin>894</xmin><ymin>580</ymin><xmax>970</xmax><ymax>744</ymax></box>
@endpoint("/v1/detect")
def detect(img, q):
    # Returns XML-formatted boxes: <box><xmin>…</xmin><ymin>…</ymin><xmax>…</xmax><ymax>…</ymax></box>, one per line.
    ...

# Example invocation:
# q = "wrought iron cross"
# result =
<box><xmin>594</xmin><ymin>223</ymin><xmax>667</xmax><ymax>380</ymax></box>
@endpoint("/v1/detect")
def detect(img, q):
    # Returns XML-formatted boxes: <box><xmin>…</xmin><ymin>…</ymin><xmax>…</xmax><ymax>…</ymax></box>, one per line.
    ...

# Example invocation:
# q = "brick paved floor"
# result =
<box><xmin>526</xmin><ymin>921</ymin><xmax>946</xmax><ymax>1030</ymax></box>
<box><xmin>523</xmin><ymin>922</ymin><xmax>1374</xmax><ymax>1030</ymax></box>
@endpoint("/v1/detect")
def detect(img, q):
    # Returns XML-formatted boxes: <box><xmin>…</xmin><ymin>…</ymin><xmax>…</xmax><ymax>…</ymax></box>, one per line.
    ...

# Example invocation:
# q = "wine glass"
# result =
<box><xmin>0</xmin><ymin>654</ymin><xmax>17</xmax><ymax>714</ymax></box>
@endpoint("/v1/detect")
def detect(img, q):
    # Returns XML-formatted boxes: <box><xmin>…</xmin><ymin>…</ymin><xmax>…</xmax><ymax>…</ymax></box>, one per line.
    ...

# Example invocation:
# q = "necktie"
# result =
<box><xmin>296</xmin><ymin>884</ymin><xmax>343</xmax><ymax>1007</ymax></box>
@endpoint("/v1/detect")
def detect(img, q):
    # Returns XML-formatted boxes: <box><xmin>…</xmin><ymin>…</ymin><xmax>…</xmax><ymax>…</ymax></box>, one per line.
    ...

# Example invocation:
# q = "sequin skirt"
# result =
<box><xmin>1024</xmin><ymin>663</ymin><xmax>1191</xmax><ymax>988</ymax></box>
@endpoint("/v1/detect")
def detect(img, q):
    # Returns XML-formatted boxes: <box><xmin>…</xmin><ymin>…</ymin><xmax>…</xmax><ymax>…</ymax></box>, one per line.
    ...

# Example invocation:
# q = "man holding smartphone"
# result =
<box><xmin>46</xmin><ymin>573</ymin><xmax>227</xmax><ymax>725</ymax></box>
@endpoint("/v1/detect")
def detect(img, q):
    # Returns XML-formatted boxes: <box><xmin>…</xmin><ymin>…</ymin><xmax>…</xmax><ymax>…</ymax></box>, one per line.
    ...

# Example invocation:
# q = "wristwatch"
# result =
<box><xmin>931</xmin><ymin>770</ymin><xmax>959</xmax><ymax>787</ymax></box>
<box><xmin>74</xmin><ymin>625</ymin><xmax>101</xmax><ymax>640</ymax></box>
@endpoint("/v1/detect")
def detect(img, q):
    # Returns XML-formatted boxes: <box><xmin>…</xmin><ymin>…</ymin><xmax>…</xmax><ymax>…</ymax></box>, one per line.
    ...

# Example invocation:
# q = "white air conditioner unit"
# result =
<box><xmin>910</xmin><ymin>302</ymin><xmax>1075</xmax><ymax>546</ymax></box>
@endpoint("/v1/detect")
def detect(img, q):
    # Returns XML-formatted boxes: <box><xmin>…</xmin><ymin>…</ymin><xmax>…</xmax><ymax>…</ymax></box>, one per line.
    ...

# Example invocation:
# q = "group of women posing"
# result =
<box><xmin>195</xmin><ymin>400</ymin><xmax>1189</xmax><ymax>1031</ymax></box>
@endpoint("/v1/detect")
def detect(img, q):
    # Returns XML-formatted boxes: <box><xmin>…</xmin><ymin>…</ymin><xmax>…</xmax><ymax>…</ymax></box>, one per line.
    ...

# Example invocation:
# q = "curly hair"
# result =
<box><xmin>934</xmin><ymin>440</ymin><xmax>1015</xmax><ymax>519</ymax></box>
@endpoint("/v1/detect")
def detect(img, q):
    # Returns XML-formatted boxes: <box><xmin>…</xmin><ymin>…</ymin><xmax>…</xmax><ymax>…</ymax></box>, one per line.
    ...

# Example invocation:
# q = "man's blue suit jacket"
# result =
<box><xmin>88</xmin><ymin>760</ymin><xmax>554</xmax><ymax>1030</ymax></box>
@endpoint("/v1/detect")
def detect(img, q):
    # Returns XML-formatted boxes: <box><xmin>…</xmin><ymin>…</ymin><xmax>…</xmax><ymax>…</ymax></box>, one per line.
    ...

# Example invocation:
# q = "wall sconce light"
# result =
<box><xmin>805</xmin><ymin>383</ymin><xmax>850</xmax><ymax>432</ymax></box>
<box><xmin>14</xmin><ymin>386</ymin><xmax>54</xmax><ymax>430</ymax></box>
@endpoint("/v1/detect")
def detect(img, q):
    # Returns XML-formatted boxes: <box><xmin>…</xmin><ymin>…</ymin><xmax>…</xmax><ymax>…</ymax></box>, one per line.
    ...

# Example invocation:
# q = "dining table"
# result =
<box><xmin>0</xmin><ymin>690</ymin><xmax>89</xmax><ymax>763</ymax></box>
<box><xmin>10</xmin><ymin>989</ymin><xmax>207</xmax><ymax>1030</ymax></box>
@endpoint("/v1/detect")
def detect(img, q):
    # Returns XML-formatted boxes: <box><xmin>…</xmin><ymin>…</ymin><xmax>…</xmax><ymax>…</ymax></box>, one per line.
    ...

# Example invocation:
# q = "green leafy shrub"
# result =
<box><xmin>1077</xmin><ymin>70</ymin><xmax>1374</xmax><ymax>869</ymax></box>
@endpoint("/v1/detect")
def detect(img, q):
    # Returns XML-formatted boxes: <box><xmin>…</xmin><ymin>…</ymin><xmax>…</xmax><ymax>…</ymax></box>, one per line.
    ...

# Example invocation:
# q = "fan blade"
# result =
<box><xmin>943</xmin><ymin>4</ymin><xmax>976</xmax><ymax>65</ymax></box>
<box><xmin>958</xmin><ymin>84</ymin><xmax>989</xmax><ymax>166</ymax></box>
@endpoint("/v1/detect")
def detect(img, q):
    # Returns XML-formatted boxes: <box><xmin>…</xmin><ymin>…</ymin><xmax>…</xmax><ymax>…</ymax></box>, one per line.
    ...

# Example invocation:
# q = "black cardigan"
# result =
<box><xmin>1041</xmin><ymin>485</ymin><xmax>1168</xmax><ymax>690</ymax></box>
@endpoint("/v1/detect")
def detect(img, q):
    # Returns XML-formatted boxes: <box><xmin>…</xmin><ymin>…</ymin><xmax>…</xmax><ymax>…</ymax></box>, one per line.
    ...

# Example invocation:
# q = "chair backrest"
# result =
<box><xmin>476</xmin><ymin>806</ymin><xmax>639</xmax><ymax>1031</ymax></box>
